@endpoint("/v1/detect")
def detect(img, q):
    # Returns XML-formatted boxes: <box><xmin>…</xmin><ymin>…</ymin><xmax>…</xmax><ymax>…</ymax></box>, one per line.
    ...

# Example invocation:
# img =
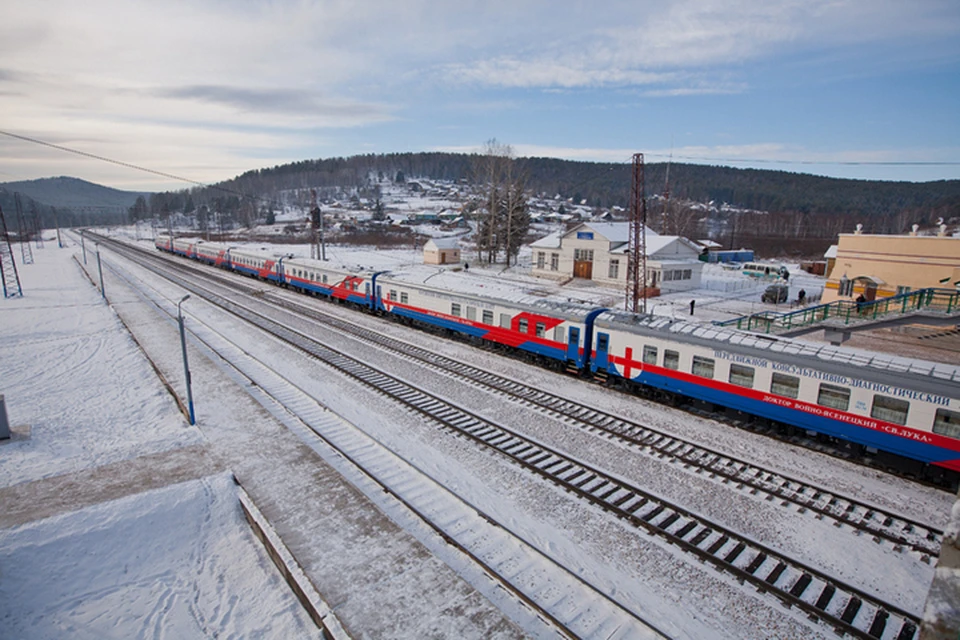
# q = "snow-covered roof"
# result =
<box><xmin>597</xmin><ymin>311</ymin><xmax>960</xmax><ymax>388</ymax></box>
<box><xmin>609</xmin><ymin>235</ymin><xmax>700</xmax><ymax>257</ymax></box>
<box><xmin>698</xmin><ymin>239</ymin><xmax>723</xmax><ymax>249</ymax></box>
<box><xmin>530</xmin><ymin>230</ymin><xmax>563</xmax><ymax>249</ymax></box>
<box><xmin>424</xmin><ymin>237</ymin><xmax>460</xmax><ymax>250</ymax></box>
<box><xmin>566</xmin><ymin>222</ymin><xmax>658</xmax><ymax>244</ymax></box>
<box><xmin>824</xmin><ymin>245</ymin><xmax>838</xmax><ymax>259</ymax></box>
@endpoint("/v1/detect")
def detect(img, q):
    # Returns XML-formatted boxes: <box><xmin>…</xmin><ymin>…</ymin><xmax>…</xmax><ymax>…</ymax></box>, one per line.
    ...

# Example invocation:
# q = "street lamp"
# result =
<box><xmin>177</xmin><ymin>295</ymin><xmax>196</xmax><ymax>425</ymax></box>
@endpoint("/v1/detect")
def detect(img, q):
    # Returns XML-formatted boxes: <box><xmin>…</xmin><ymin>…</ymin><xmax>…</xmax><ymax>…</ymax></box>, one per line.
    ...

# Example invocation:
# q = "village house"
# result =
<box><xmin>423</xmin><ymin>237</ymin><xmax>461</xmax><ymax>265</ymax></box>
<box><xmin>530</xmin><ymin>222</ymin><xmax>704</xmax><ymax>292</ymax></box>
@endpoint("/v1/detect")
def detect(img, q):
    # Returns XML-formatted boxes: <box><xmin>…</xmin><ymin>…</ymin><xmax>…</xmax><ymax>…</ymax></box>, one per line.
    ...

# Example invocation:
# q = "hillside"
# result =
<box><xmin>0</xmin><ymin>176</ymin><xmax>145</xmax><ymax>212</ymax></box>
<box><xmin>209</xmin><ymin>152</ymin><xmax>960</xmax><ymax>221</ymax></box>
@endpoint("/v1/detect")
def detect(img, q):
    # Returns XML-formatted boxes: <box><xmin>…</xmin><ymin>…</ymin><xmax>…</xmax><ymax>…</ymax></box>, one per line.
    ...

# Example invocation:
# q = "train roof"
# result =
<box><xmin>284</xmin><ymin>255</ymin><xmax>375</xmax><ymax>275</ymax></box>
<box><xmin>378</xmin><ymin>271</ymin><xmax>602</xmax><ymax>320</ymax></box>
<box><xmin>596</xmin><ymin>310</ymin><xmax>960</xmax><ymax>384</ymax></box>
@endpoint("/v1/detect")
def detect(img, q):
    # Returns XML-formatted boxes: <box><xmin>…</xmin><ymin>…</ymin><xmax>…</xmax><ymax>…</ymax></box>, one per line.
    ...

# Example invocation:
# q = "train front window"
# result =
<box><xmin>934</xmin><ymin>409</ymin><xmax>960</xmax><ymax>439</ymax></box>
<box><xmin>771</xmin><ymin>373</ymin><xmax>800</xmax><ymax>399</ymax></box>
<box><xmin>817</xmin><ymin>383</ymin><xmax>850</xmax><ymax>411</ymax></box>
<box><xmin>728</xmin><ymin>364</ymin><xmax>754</xmax><ymax>388</ymax></box>
<box><xmin>871</xmin><ymin>395</ymin><xmax>909</xmax><ymax>425</ymax></box>
<box><xmin>692</xmin><ymin>356</ymin><xmax>715</xmax><ymax>379</ymax></box>
<box><xmin>642</xmin><ymin>345</ymin><xmax>657</xmax><ymax>365</ymax></box>
<box><xmin>663</xmin><ymin>350</ymin><xmax>679</xmax><ymax>370</ymax></box>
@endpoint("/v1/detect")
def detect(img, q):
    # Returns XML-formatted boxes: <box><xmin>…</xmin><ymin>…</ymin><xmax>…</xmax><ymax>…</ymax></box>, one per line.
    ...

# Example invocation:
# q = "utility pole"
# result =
<box><xmin>626</xmin><ymin>153</ymin><xmax>648</xmax><ymax>314</ymax></box>
<box><xmin>14</xmin><ymin>193</ymin><xmax>33</xmax><ymax>265</ymax></box>
<box><xmin>177</xmin><ymin>295</ymin><xmax>196</xmax><ymax>425</ymax></box>
<box><xmin>0</xmin><ymin>205</ymin><xmax>23</xmax><ymax>298</ymax></box>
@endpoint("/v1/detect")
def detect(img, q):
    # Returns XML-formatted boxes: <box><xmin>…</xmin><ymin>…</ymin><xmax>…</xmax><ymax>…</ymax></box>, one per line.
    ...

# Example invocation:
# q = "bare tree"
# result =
<box><xmin>471</xmin><ymin>139</ymin><xmax>528</xmax><ymax>265</ymax></box>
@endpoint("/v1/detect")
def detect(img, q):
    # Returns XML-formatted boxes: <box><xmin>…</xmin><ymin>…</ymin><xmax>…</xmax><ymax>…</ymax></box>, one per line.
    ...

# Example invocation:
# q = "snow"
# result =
<box><xmin>2</xmin><ymin>227</ymin><xmax>956</xmax><ymax>639</ymax></box>
<box><xmin>0</xmin><ymin>473</ymin><xmax>322</xmax><ymax>639</ymax></box>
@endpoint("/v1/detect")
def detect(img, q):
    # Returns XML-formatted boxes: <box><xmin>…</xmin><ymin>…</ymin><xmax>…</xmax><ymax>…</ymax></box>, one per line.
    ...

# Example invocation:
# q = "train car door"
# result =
<box><xmin>566</xmin><ymin>326</ymin><xmax>580</xmax><ymax>362</ymax></box>
<box><xmin>594</xmin><ymin>332</ymin><xmax>610</xmax><ymax>371</ymax></box>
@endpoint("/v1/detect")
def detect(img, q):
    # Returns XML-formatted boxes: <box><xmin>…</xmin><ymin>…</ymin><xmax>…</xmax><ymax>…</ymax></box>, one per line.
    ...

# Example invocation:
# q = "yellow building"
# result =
<box><xmin>823</xmin><ymin>224</ymin><xmax>960</xmax><ymax>304</ymax></box>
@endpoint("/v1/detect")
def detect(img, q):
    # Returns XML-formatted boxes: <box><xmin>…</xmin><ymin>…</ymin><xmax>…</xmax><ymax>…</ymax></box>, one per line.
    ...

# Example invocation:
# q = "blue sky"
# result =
<box><xmin>1</xmin><ymin>0</ymin><xmax>958</xmax><ymax>191</ymax></box>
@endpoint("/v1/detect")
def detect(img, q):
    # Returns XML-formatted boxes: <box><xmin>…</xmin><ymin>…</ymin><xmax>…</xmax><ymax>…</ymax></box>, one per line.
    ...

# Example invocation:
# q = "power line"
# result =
<box><xmin>0</xmin><ymin>129</ymin><xmax>255</xmax><ymax>202</ymax></box>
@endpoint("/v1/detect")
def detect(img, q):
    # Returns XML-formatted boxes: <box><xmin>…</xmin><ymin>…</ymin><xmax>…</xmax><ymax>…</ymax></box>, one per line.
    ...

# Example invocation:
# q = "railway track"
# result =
<box><xmin>93</xmin><ymin>234</ymin><xmax>926</xmax><ymax>640</ymax></box>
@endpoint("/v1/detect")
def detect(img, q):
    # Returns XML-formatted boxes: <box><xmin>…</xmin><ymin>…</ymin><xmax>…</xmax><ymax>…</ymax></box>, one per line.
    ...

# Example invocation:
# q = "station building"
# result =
<box><xmin>530</xmin><ymin>222</ymin><xmax>704</xmax><ymax>293</ymax></box>
<box><xmin>822</xmin><ymin>224</ymin><xmax>960</xmax><ymax>304</ymax></box>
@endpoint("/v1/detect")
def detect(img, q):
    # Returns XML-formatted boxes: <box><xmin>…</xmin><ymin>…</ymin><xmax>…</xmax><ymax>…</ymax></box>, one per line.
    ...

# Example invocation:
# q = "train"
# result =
<box><xmin>156</xmin><ymin>235</ymin><xmax>960</xmax><ymax>486</ymax></box>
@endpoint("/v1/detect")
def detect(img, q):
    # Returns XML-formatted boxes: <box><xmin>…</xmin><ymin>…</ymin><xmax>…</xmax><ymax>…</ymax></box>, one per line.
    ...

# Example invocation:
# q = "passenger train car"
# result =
<box><xmin>375</xmin><ymin>273</ymin><xmax>603</xmax><ymax>369</ymax></box>
<box><xmin>592</xmin><ymin>311</ymin><xmax>960</xmax><ymax>480</ymax></box>
<box><xmin>154</xmin><ymin>234</ymin><xmax>960</xmax><ymax>484</ymax></box>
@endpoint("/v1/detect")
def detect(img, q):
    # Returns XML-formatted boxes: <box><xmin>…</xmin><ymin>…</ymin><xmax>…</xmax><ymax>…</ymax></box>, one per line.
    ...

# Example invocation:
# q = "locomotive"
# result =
<box><xmin>156</xmin><ymin>235</ymin><xmax>960</xmax><ymax>485</ymax></box>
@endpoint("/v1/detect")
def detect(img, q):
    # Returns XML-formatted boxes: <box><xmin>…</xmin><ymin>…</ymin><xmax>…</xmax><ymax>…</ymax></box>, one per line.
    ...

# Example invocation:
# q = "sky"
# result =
<box><xmin>1</xmin><ymin>0</ymin><xmax>959</xmax><ymax>192</ymax></box>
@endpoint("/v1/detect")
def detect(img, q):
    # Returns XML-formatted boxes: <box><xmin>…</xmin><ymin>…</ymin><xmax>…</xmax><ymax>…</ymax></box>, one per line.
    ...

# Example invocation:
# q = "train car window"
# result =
<box><xmin>482</xmin><ymin>310</ymin><xmax>494</xmax><ymax>325</ymax></box>
<box><xmin>553</xmin><ymin>326</ymin><xmax>565</xmax><ymax>342</ymax></box>
<box><xmin>401</xmin><ymin>292</ymin><xmax>408</xmax><ymax>304</ymax></box>
<box><xmin>728</xmin><ymin>364</ymin><xmax>755</xmax><ymax>388</ymax></box>
<box><xmin>389</xmin><ymin>290</ymin><xmax>397</xmax><ymax>301</ymax></box>
<box><xmin>933</xmin><ymin>409</ymin><xmax>960</xmax><ymax>439</ymax></box>
<box><xmin>451</xmin><ymin>303</ymin><xmax>461</xmax><ymax>317</ymax></box>
<box><xmin>500</xmin><ymin>313</ymin><xmax>511</xmax><ymax>328</ymax></box>
<box><xmin>323</xmin><ymin>275</ymin><xmax>328</xmax><ymax>284</ymax></box>
<box><xmin>642</xmin><ymin>346</ymin><xmax>657</xmax><ymax>365</ymax></box>
<box><xmin>871</xmin><ymin>395</ymin><xmax>909</xmax><ymax>425</ymax></box>
<box><xmin>817</xmin><ymin>383</ymin><xmax>850</xmax><ymax>411</ymax></box>
<box><xmin>597</xmin><ymin>334</ymin><xmax>609</xmax><ymax>351</ymax></box>
<box><xmin>467</xmin><ymin>307</ymin><xmax>477</xmax><ymax>321</ymax></box>
<box><xmin>535</xmin><ymin>322</ymin><xmax>545</xmax><ymax>338</ymax></box>
<box><xmin>692</xmin><ymin>356</ymin><xmax>715</xmax><ymax>379</ymax></box>
<box><xmin>771</xmin><ymin>373</ymin><xmax>800</xmax><ymax>399</ymax></box>
<box><xmin>664</xmin><ymin>350</ymin><xmax>679</xmax><ymax>370</ymax></box>
<box><xmin>518</xmin><ymin>318</ymin><xmax>529</xmax><ymax>333</ymax></box>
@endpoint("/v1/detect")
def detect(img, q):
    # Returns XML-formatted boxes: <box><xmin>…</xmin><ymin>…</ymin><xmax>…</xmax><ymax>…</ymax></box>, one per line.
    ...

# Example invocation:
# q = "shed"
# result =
<box><xmin>423</xmin><ymin>237</ymin><xmax>461</xmax><ymax>265</ymax></box>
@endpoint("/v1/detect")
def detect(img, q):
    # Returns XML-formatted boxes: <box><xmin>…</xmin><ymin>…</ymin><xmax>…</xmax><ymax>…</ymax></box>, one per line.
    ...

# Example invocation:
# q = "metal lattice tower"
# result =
<box><xmin>626</xmin><ymin>153</ymin><xmax>647</xmax><ymax>314</ymax></box>
<box><xmin>0</xmin><ymin>205</ymin><xmax>23</xmax><ymax>298</ymax></box>
<box><xmin>14</xmin><ymin>193</ymin><xmax>33</xmax><ymax>265</ymax></box>
<box><xmin>32</xmin><ymin>204</ymin><xmax>44</xmax><ymax>248</ymax></box>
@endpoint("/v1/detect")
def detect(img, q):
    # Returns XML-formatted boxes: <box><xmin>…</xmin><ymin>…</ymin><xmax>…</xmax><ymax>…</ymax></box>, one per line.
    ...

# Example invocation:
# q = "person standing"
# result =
<box><xmin>689</xmin><ymin>299</ymin><xmax>696</xmax><ymax>315</ymax></box>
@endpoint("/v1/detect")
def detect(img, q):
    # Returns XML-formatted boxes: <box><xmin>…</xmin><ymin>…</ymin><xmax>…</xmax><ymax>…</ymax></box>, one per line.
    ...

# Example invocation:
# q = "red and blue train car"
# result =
<box><xmin>591</xmin><ymin>311</ymin><xmax>960</xmax><ymax>477</ymax></box>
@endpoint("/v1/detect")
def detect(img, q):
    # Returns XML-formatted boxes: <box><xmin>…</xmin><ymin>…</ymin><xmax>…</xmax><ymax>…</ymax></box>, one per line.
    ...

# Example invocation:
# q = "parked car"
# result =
<box><xmin>761</xmin><ymin>284</ymin><xmax>789</xmax><ymax>303</ymax></box>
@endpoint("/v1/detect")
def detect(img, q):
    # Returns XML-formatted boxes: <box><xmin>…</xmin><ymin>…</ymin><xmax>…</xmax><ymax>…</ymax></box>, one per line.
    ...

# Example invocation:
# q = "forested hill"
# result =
<box><xmin>225</xmin><ymin>152</ymin><xmax>960</xmax><ymax>220</ymax></box>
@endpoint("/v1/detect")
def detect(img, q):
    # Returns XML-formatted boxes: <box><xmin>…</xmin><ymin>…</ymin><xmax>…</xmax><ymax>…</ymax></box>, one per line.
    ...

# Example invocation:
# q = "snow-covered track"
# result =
<box><xmin>95</xmin><ymin>235</ymin><xmax>924</xmax><ymax>640</ymax></box>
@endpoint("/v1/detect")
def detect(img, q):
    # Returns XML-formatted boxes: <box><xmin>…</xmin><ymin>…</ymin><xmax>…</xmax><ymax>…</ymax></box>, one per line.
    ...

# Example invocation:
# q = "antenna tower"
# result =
<box><xmin>14</xmin><ymin>193</ymin><xmax>34</xmax><ymax>264</ymax></box>
<box><xmin>0</xmin><ymin>205</ymin><xmax>24</xmax><ymax>298</ymax></box>
<box><xmin>32</xmin><ymin>204</ymin><xmax>44</xmax><ymax>248</ymax></box>
<box><xmin>626</xmin><ymin>153</ymin><xmax>648</xmax><ymax>314</ymax></box>
<box><xmin>661</xmin><ymin>152</ymin><xmax>671</xmax><ymax>234</ymax></box>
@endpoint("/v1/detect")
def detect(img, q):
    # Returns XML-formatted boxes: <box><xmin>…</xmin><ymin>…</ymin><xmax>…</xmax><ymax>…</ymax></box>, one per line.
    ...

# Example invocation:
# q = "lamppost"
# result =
<box><xmin>177</xmin><ymin>295</ymin><xmax>196</xmax><ymax>425</ymax></box>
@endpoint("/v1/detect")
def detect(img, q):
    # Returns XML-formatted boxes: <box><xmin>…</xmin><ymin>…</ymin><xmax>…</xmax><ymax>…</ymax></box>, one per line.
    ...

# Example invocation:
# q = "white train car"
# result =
<box><xmin>592</xmin><ymin>311</ymin><xmax>960</xmax><ymax>480</ymax></box>
<box><xmin>282</xmin><ymin>257</ymin><xmax>376</xmax><ymax>308</ymax></box>
<box><xmin>375</xmin><ymin>274</ymin><xmax>603</xmax><ymax>368</ymax></box>
<box><xmin>229</xmin><ymin>246</ymin><xmax>287</xmax><ymax>284</ymax></box>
